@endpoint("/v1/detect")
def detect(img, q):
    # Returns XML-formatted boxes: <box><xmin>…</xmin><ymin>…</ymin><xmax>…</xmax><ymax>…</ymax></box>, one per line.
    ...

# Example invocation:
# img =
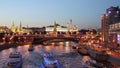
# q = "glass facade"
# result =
<box><xmin>109</xmin><ymin>22</ymin><xmax>120</xmax><ymax>30</ymax></box>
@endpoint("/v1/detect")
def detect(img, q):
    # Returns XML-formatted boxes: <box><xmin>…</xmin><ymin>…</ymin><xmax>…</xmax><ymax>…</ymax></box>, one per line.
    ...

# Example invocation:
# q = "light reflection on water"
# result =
<box><xmin>82</xmin><ymin>56</ymin><xmax>91</xmax><ymax>65</ymax></box>
<box><xmin>0</xmin><ymin>41</ymin><xmax>91</xmax><ymax>68</ymax></box>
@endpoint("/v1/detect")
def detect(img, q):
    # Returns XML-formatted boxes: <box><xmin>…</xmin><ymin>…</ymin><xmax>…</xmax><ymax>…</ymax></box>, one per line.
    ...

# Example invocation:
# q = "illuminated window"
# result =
<box><xmin>115</xmin><ymin>23</ymin><xmax>119</xmax><ymax>28</ymax></box>
<box><xmin>112</xmin><ymin>24</ymin><xmax>115</xmax><ymax>29</ymax></box>
<box><xmin>119</xmin><ymin>23</ymin><xmax>120</xmax><ymax>28</ymax></box>
<box><xmin>108</xmin><ymin>11</ymin><xmax>111</xmax><ymax>14</ymax></box>
<box><xmin>117</xmin><ymin>11</ymin><xmax>119</xmax><ymax>14</ymax></box>
<box><xmin>109</xmin><ymin>25</ymin><xmax>112</xmax><ymax>29</ymax></box>
<box><xmin>117</xmin><ymin>35</ymin><xmax>120</xmax><ymax>40</ymax></box>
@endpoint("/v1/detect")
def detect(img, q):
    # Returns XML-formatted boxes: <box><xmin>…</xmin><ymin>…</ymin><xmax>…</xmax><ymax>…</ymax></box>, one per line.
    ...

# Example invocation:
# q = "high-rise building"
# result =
<box><xmin>101</xmin><ymin>14</ymin><xmax>109</xmax><ymax>44</ymax></box>
<box><xmin>101</xmin><ymin>6</ymin><xmax>120</xmax><ymax>48</ymax></box>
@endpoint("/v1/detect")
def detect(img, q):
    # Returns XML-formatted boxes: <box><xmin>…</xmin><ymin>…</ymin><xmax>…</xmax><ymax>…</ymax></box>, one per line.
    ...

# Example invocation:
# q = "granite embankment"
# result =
<box><xmin>0</xmin><ymin>42</ymin><xmax>32</xmax><ymax>51</ymax></box>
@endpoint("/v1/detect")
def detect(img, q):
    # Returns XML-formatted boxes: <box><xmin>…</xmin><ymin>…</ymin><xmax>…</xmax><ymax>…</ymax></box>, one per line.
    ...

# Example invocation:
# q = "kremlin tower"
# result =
<box><xmin>11</xmin><ymin>21</ymin><xmax>23</xmax><ymax>34</ymax></box>
<box><xmin>11</xmin><ymin>21</ymin><xmax>15</xmax><ymax>33</ymax></box>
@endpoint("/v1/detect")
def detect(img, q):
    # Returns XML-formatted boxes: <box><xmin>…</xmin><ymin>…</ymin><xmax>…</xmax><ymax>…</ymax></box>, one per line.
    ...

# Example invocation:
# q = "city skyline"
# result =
<box><xmin>0</xmin><ymin>0</ymin><xmax>120</xmax><ymax>29</ymax></box>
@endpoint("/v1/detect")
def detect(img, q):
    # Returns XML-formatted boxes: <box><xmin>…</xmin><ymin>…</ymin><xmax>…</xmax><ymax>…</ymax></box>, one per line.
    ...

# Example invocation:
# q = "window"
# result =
<box><xmin>108</xmin><ymin>11</ymin><xmax>111</xmax><ymax>14</ymax></box>
<box><xmin>118</xmin><ymin>23</ymin><xmax>120</xmax><ymax>28</ymax></box>
<box><xmin>117</xmin><ymin>11</ymin><xmax>119</xmax><ymax>14</ymax></box>
<box><xmin>115</xmin><ymin>23</ymin><xmax>118</xmax><ymax>28</ymax></box>
<box><xmin>109</xmin><ymin>25</ymin><xmax>112</xmax><ymax>29</ymax></box>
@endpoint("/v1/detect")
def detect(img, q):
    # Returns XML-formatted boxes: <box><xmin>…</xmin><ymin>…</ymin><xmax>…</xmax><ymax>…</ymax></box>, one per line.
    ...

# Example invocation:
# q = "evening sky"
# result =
<box><xmin>0</xmin><ymin>0</ymin><xmax>120</xmax><ymax>29</ymax></box>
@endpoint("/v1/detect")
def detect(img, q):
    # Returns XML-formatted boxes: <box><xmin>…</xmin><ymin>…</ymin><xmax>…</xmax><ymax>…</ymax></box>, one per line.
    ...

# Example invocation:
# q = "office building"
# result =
<box><xmin>101</xmin><ymin>6</ymin><xmax>120</xmax><ymax>48</ymax></box>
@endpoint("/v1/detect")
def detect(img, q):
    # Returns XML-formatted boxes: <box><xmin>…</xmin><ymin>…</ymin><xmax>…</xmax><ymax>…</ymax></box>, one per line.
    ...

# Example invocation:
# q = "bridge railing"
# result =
<box><xmin>9</xmin><ymin>34</ymin><xmax>86</xmax><ymax>38</ymax></box>
<box><xmin>3</xmin><ymin>34</ymin><xmax>87</xmax><ymax>43</ymax></box>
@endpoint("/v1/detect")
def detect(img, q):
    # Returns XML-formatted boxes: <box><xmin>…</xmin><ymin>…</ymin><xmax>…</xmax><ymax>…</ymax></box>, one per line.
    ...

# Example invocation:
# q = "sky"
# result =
<box><xmin>0</xmin><ymin>0</ymin><xmax>120</xmax><ymax>29</ymax></box>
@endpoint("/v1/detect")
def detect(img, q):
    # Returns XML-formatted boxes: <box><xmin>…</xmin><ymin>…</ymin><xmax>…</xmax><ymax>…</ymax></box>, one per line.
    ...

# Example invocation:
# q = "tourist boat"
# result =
<box><xmin>7</xmin><ymin>52</ymin><xmax>22</xmax><ymax>68</ymax></box>
<box><xmin>86</xmin><ymin>46</ymin><xmax>108</xmax><ymax>61</ymax></box>
<box><xmin>72</xmin><ymin>44</ymin><xmax>77</xmax><ymax>49</ymax></box>
<box><xmin>28</xmin><ymin>45</ymin><xmax>34</xmax><ymax>51</ymax></box>
<box><xmin>40</xmin><ymin>52</ymin><xmax>60</xmax><ymax>68</ymax></box>
<box><xmin>84</xmin><ymin>60</ymin><xmax>104</xmax><ymax>68</ymax></box>
<box><xmin>76</xmin><ymin>45</ymin><xmax>88</xmax><ymax>55</ymax></box>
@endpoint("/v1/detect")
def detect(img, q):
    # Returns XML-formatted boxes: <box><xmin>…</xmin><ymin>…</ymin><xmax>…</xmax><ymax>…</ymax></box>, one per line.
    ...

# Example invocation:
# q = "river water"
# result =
<box><xmin>0</xmin><ymin>41</ymin><xmax>93</xmax><ymax>68</ymax></box>
<box><xmin>0</xmin><ymin>41</ymin><xmax>119</xmax><ymax>68</ymax></box>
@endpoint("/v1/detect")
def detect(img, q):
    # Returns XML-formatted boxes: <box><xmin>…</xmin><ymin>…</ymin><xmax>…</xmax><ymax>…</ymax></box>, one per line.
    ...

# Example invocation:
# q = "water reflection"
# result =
<box><xmin>64</xmin><ymin>45</ymin><xmax>71</xmax><ymax>53</ymax></box>
<box><xmin>65</xmin><ymin>41</ymin><xmax>69</xmax><ymax>46</ymax></box>
<box><xmin>0</xmin><ymin>41</ymin><xmax>92</xmax><ymax>68</ymax></box>
<box><xmin>59</xmin><ymin>42</ymin><xmax>64</xmax><ymax>45</ymax></box>
<box><xmin>1</xmin><ymin>49</ymin><xmax>10</xmax><ymax>59</ymax></box>
<box><xmin>44</xmin><ymin>46</ymin><xmax>52</xmax><ymax>52</ymax></box>
<box><xmin>82</xmin><ymin>56</ymin><xmax>91</xmax><ymax>63</ymax></box>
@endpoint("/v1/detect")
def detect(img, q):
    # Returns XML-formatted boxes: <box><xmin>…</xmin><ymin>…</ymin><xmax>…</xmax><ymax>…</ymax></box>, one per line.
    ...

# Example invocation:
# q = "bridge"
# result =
<box><xmin>4</xmin><ymin>34</ymin><xmax>84</xmax><ymax>44</ymax></box>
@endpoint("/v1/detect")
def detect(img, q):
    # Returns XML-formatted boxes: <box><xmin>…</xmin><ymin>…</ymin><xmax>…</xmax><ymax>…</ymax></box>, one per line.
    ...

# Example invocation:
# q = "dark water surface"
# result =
<box><xmin>1</xmin><ymin>41</ymin><xmax>119</xmax><ymax>68</ymax></box>
<box><xmin>0</xmin><ymin>42</ymin><xmax>90</xmax><ymax>68</ymax></box>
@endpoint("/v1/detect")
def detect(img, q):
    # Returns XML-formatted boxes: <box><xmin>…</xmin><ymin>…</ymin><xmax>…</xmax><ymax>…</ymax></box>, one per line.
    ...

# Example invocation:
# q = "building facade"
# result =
<box><xmin>0</xmin><ymin>26</ymin><xmax>11</xmax><ymax>33</ymax></box>
<box><xmin>45</xmin><ymin>20</ymin><xmax>78</xmax><ymax>34</ymax></box>
<box><xmin>101</xmin><ymin>6</ymin><xmax>120</xmax><ymax>48</ymax></box>
<box><xmin>11</xmin><ymin>21</ymin><xmax>23</xmax><ymax>34</ymax></box>
<box><xmin>11</xmin><ymin>20</ymin><xmax>78</xmax><ymax>34</ymax></box>
<box><xmin>45</xmin><ymin>25</ymin><xmax>68</xmax><ymax>34</ymax></box>
<box><xmin>23</xmin><ymin>27</ymin><xmax>45</xmax><ymax>34</ymax></box>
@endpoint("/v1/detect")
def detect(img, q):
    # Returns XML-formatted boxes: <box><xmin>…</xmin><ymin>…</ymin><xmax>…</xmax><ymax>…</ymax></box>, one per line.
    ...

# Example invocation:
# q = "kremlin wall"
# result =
<box><xmin>0</xmin><ymin>19</ymin><xmax>79</xmax><ymax>34</ymax></box>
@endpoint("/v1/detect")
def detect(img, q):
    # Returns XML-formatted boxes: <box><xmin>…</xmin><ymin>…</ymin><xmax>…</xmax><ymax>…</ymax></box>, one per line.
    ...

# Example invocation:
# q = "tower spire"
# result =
<box><xmin>19</xmin><ymin>21</ymin><xmax>23</xmax><ymax>34</ymax></box>
<box><xmin>11</xmin><ymin>21</ymin><xmax>15</xmax><ymax>33</ymax></box>
<box><xmin>70</xmin><ymin>19</ymin><xmax>72</xmax><ymax>29</ymax></box>
<box><xmin>53</xmin><ymin>21</ymin><xmax>57</xmax><ymax>33</ymax></box>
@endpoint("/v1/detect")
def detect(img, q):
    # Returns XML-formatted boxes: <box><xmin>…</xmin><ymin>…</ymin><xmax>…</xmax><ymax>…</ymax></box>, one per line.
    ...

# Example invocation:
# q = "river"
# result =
<box><xmin>0</xmin><ymin>41</ymin><xmax>119</xmax><ymax>68</ymax></box>
<box><xmin>0</xmin><ymin>41</ymin><xmax>93</xmax><ymax>68</ymax></box>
